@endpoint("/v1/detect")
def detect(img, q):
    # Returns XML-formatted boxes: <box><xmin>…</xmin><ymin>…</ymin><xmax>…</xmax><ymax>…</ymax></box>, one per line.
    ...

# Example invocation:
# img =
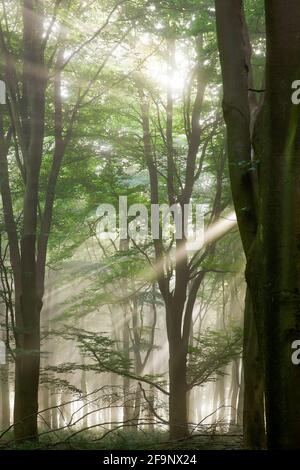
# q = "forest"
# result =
<box><xmin>0</xmin><ymin>0</ymin><xmax>300</xmax><ymax>455</ymax></box>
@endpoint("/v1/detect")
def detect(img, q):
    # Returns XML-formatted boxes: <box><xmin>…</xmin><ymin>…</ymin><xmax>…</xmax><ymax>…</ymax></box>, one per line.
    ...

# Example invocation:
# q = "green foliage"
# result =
<box><xmin>187</xmin><ymin>325</ymin><xmax>243</xmax><ymax>389</ymax></box>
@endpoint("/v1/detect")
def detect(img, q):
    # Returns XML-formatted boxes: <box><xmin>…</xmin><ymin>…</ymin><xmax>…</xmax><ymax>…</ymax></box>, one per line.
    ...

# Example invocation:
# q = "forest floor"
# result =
<box><xmin>0</xmin><ymin>430</ymin><xmax>244</xmax><ymax>450</ymax></box>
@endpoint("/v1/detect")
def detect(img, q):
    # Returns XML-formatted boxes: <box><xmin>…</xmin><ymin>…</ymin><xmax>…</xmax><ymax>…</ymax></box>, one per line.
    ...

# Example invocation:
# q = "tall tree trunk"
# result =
<box><xmin>216</xmin><ymin>0</ymin><xmax>300</xmax><ymax>449</ymax></box>
<box><xmin>0</xmin><ymin>0</ymin><xmax>74</xmax><ymax>441</ymax></box>
<box><xmin>40</xmin><ymin>282</ymin><xmax>51</xmax><ymax>429</ymax></box>
<box><xmin>243</xmin><ymin>289</ymin><xmax>265</xmax><ymax>448</ymax></box>
<box><xmin>12</xmin><ymin>1</ymin><xmax>46</xmax><ymax>441</ymax></box>
<box><xmin>187</xmin><ymin>318</ymin><xmax>197</xmax><ymax>429</ymax></box>
<box><xmin>260</xmin><ymin>0</ymin><xmax>300</xmax><ymax>449</ymax></box>
<box><xmin>14</xmin><ymin>303</ymin><xmax>42</xmax><ymax>440</ymax></box>
<box><xmin>119</xmin><ymin>238</ymin><xmax>133</xmax><ymax>425</ymax></box>
<box><xmin>168</xmin><ymin>338</ymin><xmax>188</xmax><ymax>439</ymax></box>
<box><xmin>147</xmin><ymin>334</ymin><xmax>156</xmax><ymax>432</ymax></box>
<box><xmin>138</xmin><ymin>33</ymin><xmax>207</xmax><ymax>440</ymax></box>
<box><xmin>215</xmin><ymin>0</ymin><xmax>265</xmax><ymax>448</ymax></box>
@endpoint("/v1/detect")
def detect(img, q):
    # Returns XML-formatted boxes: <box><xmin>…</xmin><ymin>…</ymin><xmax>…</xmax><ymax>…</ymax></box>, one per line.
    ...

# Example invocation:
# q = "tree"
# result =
<box><xmin>216</xmin><ymin>0</ymin><xmax>300</xmax><ymax>449</ymax></box>
<box><xmin>215</xmin><ymin>0</ymin><xmax>265</xmax><ymax>448</ymax></box>
<box><xmin>0</xmin><ymin>0</ymin><xmax>135</xmax><ymax>441</ymax></box>
<box><xmin>135</xmin><ymin>33</ymin><xmax>232</xmax><ymax>436</ymax></box>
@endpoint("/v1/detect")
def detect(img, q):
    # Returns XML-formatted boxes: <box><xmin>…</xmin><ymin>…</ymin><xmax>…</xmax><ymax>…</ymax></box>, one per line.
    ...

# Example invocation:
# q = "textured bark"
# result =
<box><xmin>260</xmin><ymin>0</ymin><xmax>300</xmax><ymax>449</ymax></box>
<box><xmin>216</xmin><ymin>0</ymin><xmax>300</xmax><ymax>449</ymax></box>
<box><xmin>243</xmin><ymin>289</ymin><xmax>265</xmax><ymax>448</ymax></box>
<box><xmin>13</xmin><ymin>0</ymin><xmax>46</xmax><ymax>440</ymax></box>
<box><xmin>215</xmin><ymin>0</ymin><xmax>265</xmax><ymax>448</ymax></box>
<box><xmin>215</xmin><ymin>0</ymin><xmax>257</xmax><ymax>254</ymax></box>
<box><xmin>0</xmin><ymin>0</ymin><xmax>77</xmax><ymax>440</ymax></box>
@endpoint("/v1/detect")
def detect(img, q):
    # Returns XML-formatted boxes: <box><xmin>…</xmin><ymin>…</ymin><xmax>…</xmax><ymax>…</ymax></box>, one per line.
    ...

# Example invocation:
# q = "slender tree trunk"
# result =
<box><xmin>122</xmin><ymin>310</ymin><xmax>131</xmax><ymax>423</ymax></box>
<box><xmin>51</xmin><ymin>393</ymin><xmax>58</xmax><ymax>429</ymax></box>
<box><xmin>147</xmin><ymin>385</ymin><xmax>156</xmax><ymax>432</ymax></box>
<box><xmin>237</xmin><ymin>363</ymin><xmax>244</xmax><ymax>426</ymax></box>
<box><xmin>138</xmin><ymin>34</ymin><xmax>207</xmax><ymax>440</ymax></box>
<box><xmin>215</xmin><ymin>373</ymin><xmax>225</xmax><ymax>423</ymax></box>
<box><xmin>147</xmin><ymin>340</ymin><xmax>156</xmax><ymax>431</ymax></box>
<box><xmin>0</xmin><ymin>348</ymin><xmax>10</xmax><ymax>430</ymax></box>
<box><xmin>119</xmin><ymin>239</ymin><xmax>133</xmax><ymax>424</ymax></box>
<box><xmin>110</xmin><ymin>372</ymin><xmax>119</xmax><ymax>428</ymax></box>
<box><xmin>229</xmin><ymin>359</ymin><xmax>240</xmax><ymax>429</ymax></box>
<box><xmin>80</xmin><ymin>367</ymin><xmax>88</xmax><ymax>429</ymax></box>
<box><xmin>40</xmin><ymin>285</ymin><xmax>51</xmax><ymax>428</ymax></box>
<box><xmin>40</xmin><ymin>386</ymin><xmax>51</xmax><ymax>429</ymax></box>
<box><xmin>131</xmin><ymin>385</ymin><xmax>141</xmax><ymax>430</ymax></box>
<box><xmin>62</xmin><ymin>391</ymin><xmax>72</xmax><ymax>424</ymax></box>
